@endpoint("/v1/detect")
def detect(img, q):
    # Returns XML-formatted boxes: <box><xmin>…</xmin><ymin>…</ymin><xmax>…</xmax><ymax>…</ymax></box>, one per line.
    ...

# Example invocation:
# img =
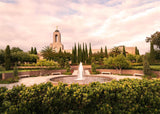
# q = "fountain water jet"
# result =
<box><xmin>76</xmin><ymin>62</ymin><xmax>84</xmax><ymax>80</ymax></box>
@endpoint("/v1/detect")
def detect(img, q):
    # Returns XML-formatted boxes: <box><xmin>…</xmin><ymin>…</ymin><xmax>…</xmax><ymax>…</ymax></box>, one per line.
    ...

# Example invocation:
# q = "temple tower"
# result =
<box><xmin>50</xmin><ymin>27</ymin><xmax>64</xmax><ymax>52</ymax></box>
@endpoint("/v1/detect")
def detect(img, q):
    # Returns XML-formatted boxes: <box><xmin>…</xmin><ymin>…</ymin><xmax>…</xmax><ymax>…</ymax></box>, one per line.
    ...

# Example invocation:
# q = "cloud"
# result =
<box><xmin>0</xmin><ymin>0</ymin><xmax>160</xmax><ymax>54</ymax></box>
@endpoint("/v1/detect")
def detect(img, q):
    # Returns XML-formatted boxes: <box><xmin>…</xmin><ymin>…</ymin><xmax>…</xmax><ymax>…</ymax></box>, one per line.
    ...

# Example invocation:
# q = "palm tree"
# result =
<box><xmin>41</xmin><ymin>46</ymin><xmax>54</xmax><ymax>60</ymax></box>
<box><xmin>146</xmin><ymin>31</ymin><xmax>160</xmax><ymax>49</ymax></box>
<box><xmin>110</xmin><ymin>47</ymin><xmax>121</xmax><ymax>57</ymax></box>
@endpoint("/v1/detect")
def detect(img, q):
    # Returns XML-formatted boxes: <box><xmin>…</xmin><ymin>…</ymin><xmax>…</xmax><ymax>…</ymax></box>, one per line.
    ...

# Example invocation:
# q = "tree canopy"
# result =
<box><xmin>104</xmin><ymin>54</ymin><xmax>131</xmax><ymax>74</ymax></box>
<box><xmin>109</xmin><ymin>47</ymin><xmax>121</xmax><ymax>57</ymax></box>
<box><xmin>146</xmin><ymin>31</ymin><xmax>160</xmax><ymax>49</ymax></box>
<box><xmin>41</xmin><ymin>46</ymin><xmax>71</xmax><ymax>68</ymax></box>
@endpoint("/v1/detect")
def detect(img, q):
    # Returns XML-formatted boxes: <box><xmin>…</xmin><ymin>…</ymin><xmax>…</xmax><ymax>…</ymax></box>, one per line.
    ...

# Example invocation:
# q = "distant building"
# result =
<box><xmin>49</xmin><ymin>28</ymin><xmax>136</xmax><ymax>55</ymax></box>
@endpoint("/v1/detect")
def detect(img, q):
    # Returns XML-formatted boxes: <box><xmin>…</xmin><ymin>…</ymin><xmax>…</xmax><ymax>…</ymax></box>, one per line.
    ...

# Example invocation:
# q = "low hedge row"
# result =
<box><xmin>0</xmin><ymin>79</ymin><xmax>160</xmax><ymax>113</ymax></box>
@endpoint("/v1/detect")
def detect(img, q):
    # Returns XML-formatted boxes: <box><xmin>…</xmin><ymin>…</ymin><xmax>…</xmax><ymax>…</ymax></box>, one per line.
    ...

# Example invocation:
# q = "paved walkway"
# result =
<box><xmin>0</xmin><ymin>75</ymin><xmax>58</xmax><ymax>89</ymax></box>
<box><xmin>0</xmin><ymin>74</ymin><xmax>142</xmax><ymax>89</ymax></box>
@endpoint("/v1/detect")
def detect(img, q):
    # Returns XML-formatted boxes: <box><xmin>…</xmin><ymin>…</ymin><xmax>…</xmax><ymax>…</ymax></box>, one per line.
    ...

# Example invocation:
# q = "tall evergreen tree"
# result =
<box><xmin>89</xmin><ymin>43</ymin><xmax>92</xmax><ymax>57</ymax></box>
<box><xmin>33</xmin><ymin>47</ymin><xmax>37</xmax><ymax>55</ymax></box>
<box><xmin>78</xmin><ymin>43</ymin><xmax>80</xmax><ymax>63</ymax></box>
<box><xmin>74</xmin><ymin>43</ymin><xmax>77</xmax><ymax>64</ymax></box>
<box><xmin>71</xmin><ymin>47</ymin><xmax>74</xmax><ymax>64</ymax></box>
<box><xmin>88</xmin><ymin>43</ymin><xmax>92</xmax><ymax>64</ymax></box>
<box><xmin>100</xmin><ymin>47</ymin><xmax>104</xmax><ymax>58</ymax></box>
<box><xmin>123</xmin><ymin>46</ymin><xmax>126</xmax><ymax>57</ymax></box>
<box><xmin>99</xmin><ymin>47</ymin><xmax>104</xmax><ymax>64</ymax></box>
<box><xmin>31</xmin><ymin>47</ymin><xmax>34</xmax><ymax>54</ymax></box>
<box><xmin>5</xmin><ymin>45</ymin><xmax>11</xmax><ymax>70</ymax></box>
<box><xmin>79</xmin><ymin>44</ymin><xmax>82</xmax><ymax>62</ymax></box>
<box><xmin>135</xmin><ymin>46</ymin><xmax>140</xmax><ymax>55</ymax></box>
<box><xmin>100</xmin><ymin>47</ymin><xmax>103</xmax><ymax>54</ymax></box>
<box><xmin>82</xmin><ymin>43</ymin><xmax>85</xmax><ymax>63</ymax></box>
<box><xmin>85</xmin><ymin>43</ymin><xmax>88</xmax><ymax>64</ymax></box>
<box><xmin>105</xmin><ymin>46</ymin><xmax>108</xmax><ymax>58</ymax></box>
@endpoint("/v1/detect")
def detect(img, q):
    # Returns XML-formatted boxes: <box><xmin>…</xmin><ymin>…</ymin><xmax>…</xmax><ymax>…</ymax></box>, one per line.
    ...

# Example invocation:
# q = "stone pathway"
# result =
<box><xmin>0</xmin><ymin>74</ymin><xmax>142</xmax><ymax>89</ymax></box>
<box><xmin>0</xmin><ymin>75</ymin><xmax>60</xmax><ymax>89</ymax></box>
<box><xmin>96</xmin><ymin>74</ymin><xmax>142</xmax><ymax>80</ymax></box>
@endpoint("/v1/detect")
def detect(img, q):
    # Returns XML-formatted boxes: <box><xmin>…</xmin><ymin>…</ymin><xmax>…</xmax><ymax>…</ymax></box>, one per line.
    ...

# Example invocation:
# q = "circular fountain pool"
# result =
<box><xmin>50</xmin><ymin>75</ymin><xmax>113</xmax><ymax>84</ymax></box>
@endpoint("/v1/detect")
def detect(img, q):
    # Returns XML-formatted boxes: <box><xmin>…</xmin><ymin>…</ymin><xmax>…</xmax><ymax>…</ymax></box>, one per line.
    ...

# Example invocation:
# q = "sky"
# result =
<box><xmin>0</xmin><ymin>0</ymin><xmax>160</xmax><ymax>54</ymax></box>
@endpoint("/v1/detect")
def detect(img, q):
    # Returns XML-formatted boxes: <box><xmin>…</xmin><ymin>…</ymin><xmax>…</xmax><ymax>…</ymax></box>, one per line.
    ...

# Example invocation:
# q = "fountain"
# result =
<box><xmin>50</xmin><ymin>62</ymin><xmax>113</xmax><ymax>84</ymax></box>
<box><xmin>76</xmin><ymin>62</ymin><xmax>84</xmax><ymax>80</ymax></box>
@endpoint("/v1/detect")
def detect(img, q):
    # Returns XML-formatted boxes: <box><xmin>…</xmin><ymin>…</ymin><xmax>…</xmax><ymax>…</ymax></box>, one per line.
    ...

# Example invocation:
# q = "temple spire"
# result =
<box><xmin>56</xmin><ymin>26</ymin><xmax>58</xmax><ymax>30</ymax></box>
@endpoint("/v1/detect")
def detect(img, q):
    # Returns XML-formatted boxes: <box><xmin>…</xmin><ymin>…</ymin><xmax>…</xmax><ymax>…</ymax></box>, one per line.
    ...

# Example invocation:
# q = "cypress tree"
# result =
<box><xmin>105</xmin><ymin>46</ymin><xmax>108</xmax><ymax>58</ymax></box>
<box><xmin>82</xmin><ymin>43</ymin><xmax>85</xmax><ymax>63</ymax></box>
<box><xmin>89</xmin><ymin>43</ymin><xmax>92</xmax><ymax>57</ymax></box>
<box><xmin>88</xmin><ymin>43</ymin><xmax>92</xmax><ymax>64</ymax></box>
<box><xmin>5</xmin><ymin>45</ymin><xmax>11</xmax><ymax>70</ymax></box>
<box><xmin>71</xmin><ymin>47</ymin><xmax>74</xmax><ymax>64</ymax></box>
<box><xmin>135</xmin><ymin>46</ymin><xmax>140</xmax><ymax>55</ymax></box>
<box><xmin>74</xmin><ymin>43</ymin><xmax>77</xmax><ymax>64</ymax></box>
<box><xmin>100</xmin><ymin>47</ymin><xmax>103</xmax><ymax>53</ymax></box>
<box><xmin>99</xmin><ymin>47</ymin><xmax>104</xmax><ymax>64</ymax></box>
<box><xmin>100</xmin><ymin>47</ymin><xmax>103</xmax><ymax>57</ymax></box>
<box><xmin>85</xmin><ymin>43</ymin><xmax>88</xmax><ymax>64</ymax></box>
<box><xmin>33</xmin><ymin>47</ymin><xmax>37</xmax><ymax>55</ymax></box>
<box><xmin>79</xmin><ymin>44</ymin><xmax>82</xmax><ymax>62</ymax></box>
<box><xmin>31</xmin><ymin>47</ymin><xmax>34</xmax><ymax>54</ymax></box>
<box><xmin>123</xmin><ymin>46</ymin><xmax>126</xmax><ymax>57</ymax></box>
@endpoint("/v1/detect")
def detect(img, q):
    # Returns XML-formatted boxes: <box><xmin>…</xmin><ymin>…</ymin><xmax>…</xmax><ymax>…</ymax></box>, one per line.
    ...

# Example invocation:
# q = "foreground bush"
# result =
<box><xmin>0</xmin><ymin>79</ymin><xmax>160</xmax><ymax>113</ymax></box>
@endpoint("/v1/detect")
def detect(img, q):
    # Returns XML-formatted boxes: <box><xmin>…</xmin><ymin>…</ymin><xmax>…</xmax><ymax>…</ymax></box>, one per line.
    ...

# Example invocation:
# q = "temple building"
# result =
<box><xmin>50</xmin><ymin>28</ymin><xmax>136</xmax><ymax>55</ymax></box>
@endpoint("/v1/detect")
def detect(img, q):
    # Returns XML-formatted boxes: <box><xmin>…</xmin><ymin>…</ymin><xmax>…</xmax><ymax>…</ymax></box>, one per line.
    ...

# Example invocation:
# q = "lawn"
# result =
<box><xmin>132</xmin><ymin>65</ymin><xmax>160</xmax><ymax>71</ymax></box>
<box><xmin>0</xmin><ymin>69</ymin><xmax>39</xmax><ymax>73</ymax></box>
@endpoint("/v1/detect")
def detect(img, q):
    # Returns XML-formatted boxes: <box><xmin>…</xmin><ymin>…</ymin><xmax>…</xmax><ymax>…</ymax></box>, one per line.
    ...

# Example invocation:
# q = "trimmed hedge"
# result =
<box><xmin>0</xmin><ymin>79</ymin><xmax>160</xmax><ymax>113</ymax></box>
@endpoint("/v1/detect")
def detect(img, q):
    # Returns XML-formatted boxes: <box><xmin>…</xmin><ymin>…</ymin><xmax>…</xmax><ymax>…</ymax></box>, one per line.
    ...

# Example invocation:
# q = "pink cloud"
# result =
<box><xmin>0</xmin><ymin>0</ymin><xmax>160</xmax><ymax>54</ymax></box>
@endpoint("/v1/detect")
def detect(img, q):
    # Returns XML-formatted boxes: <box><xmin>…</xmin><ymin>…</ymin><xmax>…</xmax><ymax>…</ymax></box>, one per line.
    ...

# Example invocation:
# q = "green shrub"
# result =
<box><xmin>0</xmin><ymin>77</ymin><xmax>19</xmax><ymax>84</ymax></box>
<box><xmin>64</xmin><ymin>72</ymin><xmax>72</xmax><ymax>75</ymax></box>
<box><xmin>143</xmin><ymin>55</ymin><xmax>151</xmax><ymax>75</ymax></box>
<box><xmin>0</xmin><ymin>66</ymin><xmax>5</xmax><ymax>71</ymax></box>
<box><xmin>13</xmin><ymin>64</ymin><xmax>18</xmax><ymax>77</ymax></box>
<box><xmin>91</xmin><ymin>63</ymin><xmax>96</xmax><ymax>72</ymax></box>
<box><xmin>91</xmin><ymin>71</ymin><xmax>100</xmax><ymax>74</ymax></box>
<box><xmin>127</xmin><ymin>54</ymin><xmax>136</xmax><ymax>63</ymax></box>
<box><xmin>131</xmin><ymin>63</ymin><xmax>143</xmax><ymax>66</ymax></box>
<box><xmin>0</xmin><ymin>87</ymin><xmax>8</xmax><ymax>111</ymax></box>
<box><xmin>143</xmin><ymin>73</ymin><xmax>157</xmax><ymax>79</ymax></box>
<box><xmin>0</xmin><ymin>79</ymin><xmax>160</xmax><ymax>113</ymax></box>
<box><xmin>65</xmin><ymin>60</ymin><xmax>70</xmax><ymax>72</ymax></box>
